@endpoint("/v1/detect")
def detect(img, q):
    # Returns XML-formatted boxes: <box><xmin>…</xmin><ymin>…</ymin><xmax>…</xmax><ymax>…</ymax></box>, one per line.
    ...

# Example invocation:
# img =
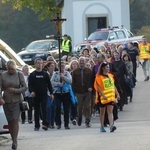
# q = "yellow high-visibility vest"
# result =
<box><xmin>62</xmin><ymin>40</ymin><xmax>70</xmax><ymax>52</ymax></box>
<box><xmin>94</xmin><ymin>73</ymin><xmax>115</xmax><ymax>104</ymax></box>
<box><xmin>139</xmin><ymin>44</ymin><xmax>150</xmax><ymax>60</ymax></box>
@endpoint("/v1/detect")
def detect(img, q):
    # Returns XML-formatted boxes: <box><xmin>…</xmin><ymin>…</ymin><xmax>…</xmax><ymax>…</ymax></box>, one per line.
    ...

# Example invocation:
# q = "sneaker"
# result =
<box><xmin>28</xmin><ymin>120</ymin><xmax>33</xmax><ymax>124</ymax></box>
<box><xmin>100</xmin><ymin>127</ymin><xmax>106</xmax><ymax>132</ymax></box>
<box><xmin>65</xmin><ymin>126</ymin><xmax>70</xmax><ymax>129</ymax></box>
<box><xmin>78</xmin><ymin>117</ymin><xmax>82</xmax><ymax>126</ymax></box>
<box><xmin>49</xmin><ymin>125</ymin><xmax>55</xmax><ymax>129</ymax></box>
<box><xmin>34</xmin><ymin>127</ymin><xmax>39</xmax><ymax>131</ymax></box>
<box><xmin>57</xmin><ymin>125</ymin><xmax>61</xmax><ymax>129</ymax></box>
<box><xmin>85</xmin><ymin>119</ymin><xmax>91</xmax><ymax>128</ymax></box>
<box><xmin>21</xmin><ymin>120</ymin><xmax>25</xmax><ymax>124</ymax></box>
<box><xmin>72</xmin><ymin>119</ymin><xmax>77</xmax><ymax>125</ymax></box>
<box><xmin>110</xmin><ymin>125</ymin><xmax>116</xmax><ymax>132</ymax></box>
<box><xmin>42</xmin><ymin>125</ymin><xmax>48</xmax><ymax>131</ymax></box>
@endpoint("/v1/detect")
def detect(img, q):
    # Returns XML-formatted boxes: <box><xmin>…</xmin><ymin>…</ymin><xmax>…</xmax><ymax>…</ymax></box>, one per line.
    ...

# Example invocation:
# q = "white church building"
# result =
<box><xmin>61</xmin><ymin>0</ymin><xmax>130</xmax><ymax>47</ymax></box>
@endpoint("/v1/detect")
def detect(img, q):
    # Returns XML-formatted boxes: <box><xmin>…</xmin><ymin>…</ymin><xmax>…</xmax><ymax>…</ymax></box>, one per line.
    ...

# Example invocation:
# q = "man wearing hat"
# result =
<box><xmin>62</xmin><ymin>34</ymin><xmax>72</xmax><ymax>56</ymax></box>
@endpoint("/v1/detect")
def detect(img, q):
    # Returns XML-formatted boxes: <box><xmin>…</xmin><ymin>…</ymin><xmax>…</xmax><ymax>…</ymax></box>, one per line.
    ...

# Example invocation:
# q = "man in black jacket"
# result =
<box><xmin>112</xmin><ymin>51</ymin><xmax>128</xmax><ymax>111</ymax></box>
<box><xmin>28</xmin><ymin>58</ymin><xmax>54</xmax><ymax>131</ymax></box>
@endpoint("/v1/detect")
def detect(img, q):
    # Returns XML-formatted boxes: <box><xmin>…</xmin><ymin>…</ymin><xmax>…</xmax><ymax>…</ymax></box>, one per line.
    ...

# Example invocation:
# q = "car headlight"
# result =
<box><xmin>35</xmin><ymin>53</ymin><xmax>45</xmax><ymax>57</ymax></box>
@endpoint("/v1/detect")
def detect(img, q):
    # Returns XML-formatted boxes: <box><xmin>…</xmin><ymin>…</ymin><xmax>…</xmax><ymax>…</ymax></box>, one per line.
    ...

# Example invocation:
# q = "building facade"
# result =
<box><xmin>61</xmin><ymin>0</ymin><xmax>130</xmax><ymax>48</ymax></box>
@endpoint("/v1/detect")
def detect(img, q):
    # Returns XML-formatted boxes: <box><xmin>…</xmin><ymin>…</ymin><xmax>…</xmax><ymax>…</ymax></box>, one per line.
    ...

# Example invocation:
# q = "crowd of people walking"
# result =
<box><xmin>0</xmin><ymin>35</ymin><xmax>150</xmax><ymax>150</ymax></box>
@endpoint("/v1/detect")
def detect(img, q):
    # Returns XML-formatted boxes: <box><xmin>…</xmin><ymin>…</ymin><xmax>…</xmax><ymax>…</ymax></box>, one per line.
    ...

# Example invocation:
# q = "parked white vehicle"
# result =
<box><xmin>0</xmin><ymin>105</ymin><xmax>9</xmax><ymax>134</ymax></box>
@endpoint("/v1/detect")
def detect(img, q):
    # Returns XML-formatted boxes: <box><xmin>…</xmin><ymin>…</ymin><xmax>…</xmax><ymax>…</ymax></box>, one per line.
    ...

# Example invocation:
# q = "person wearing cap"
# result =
<box><xmin>61</xmin><ymin>34</ymin><xmax>72</xmax><ymax>56</ymax></box>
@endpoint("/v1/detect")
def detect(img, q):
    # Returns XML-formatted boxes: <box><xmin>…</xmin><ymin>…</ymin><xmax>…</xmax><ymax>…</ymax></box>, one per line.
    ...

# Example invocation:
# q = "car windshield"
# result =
<box><xmin>88</xmin><ymin>32</ymin><xmax>109</xmax><ymax>41</ymax></box>
<box><xmin>25</xmin><ymin>40</ymin><xmax>58</xmax><ymax>51</ymax></box>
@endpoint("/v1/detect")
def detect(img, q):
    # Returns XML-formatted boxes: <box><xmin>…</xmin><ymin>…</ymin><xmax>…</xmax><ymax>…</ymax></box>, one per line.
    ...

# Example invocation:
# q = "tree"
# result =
<box><xmin>1</xmin><ymin>0</ymin><xmax>63</xmax><ymax>19</ymax></box>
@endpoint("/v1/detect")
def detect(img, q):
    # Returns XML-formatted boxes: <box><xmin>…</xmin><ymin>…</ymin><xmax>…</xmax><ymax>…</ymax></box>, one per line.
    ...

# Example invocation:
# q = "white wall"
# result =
<box><xmin>62</xmin><ymin>0</ymin><xmax>130</xmax><ymax>47</ymax></box>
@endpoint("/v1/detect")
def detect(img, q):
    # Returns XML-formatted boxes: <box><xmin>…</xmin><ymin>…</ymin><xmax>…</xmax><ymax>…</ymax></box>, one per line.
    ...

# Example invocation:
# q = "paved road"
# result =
<box><xmin>1</xmin><ymin>66</ymin><xmax>150</xmax><ymax>150</ymax></box>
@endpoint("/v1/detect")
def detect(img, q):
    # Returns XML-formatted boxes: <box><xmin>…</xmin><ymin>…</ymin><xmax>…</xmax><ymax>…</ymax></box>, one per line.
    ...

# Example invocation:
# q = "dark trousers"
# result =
<box><xmin>34</xmin><ymin>95</ymin><xmax>47</xmax><ymax>128</ymax></box>
<box><xmin>54</xmin><ymin>93</ymin><xmax>70</xmax><ymax>127</ymax></box>
<box><xmin>26</xmin><ymin>97</ymin><xmax>34</xmax><ymax>121</ymax></box>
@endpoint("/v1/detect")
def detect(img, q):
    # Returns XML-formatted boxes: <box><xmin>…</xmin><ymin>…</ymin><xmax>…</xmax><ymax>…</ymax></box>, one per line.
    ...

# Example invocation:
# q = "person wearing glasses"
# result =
<box><xmin>94</xmin><ymin>62</ymin><xmax>120</xmax><ymax>132</ymax></box>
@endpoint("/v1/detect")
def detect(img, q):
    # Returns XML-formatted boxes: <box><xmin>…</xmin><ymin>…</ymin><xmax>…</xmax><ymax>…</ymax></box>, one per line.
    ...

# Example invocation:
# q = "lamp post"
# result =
<box><xmin>50</xmin><ymin>13</ymin><xmax>66</xmax><ymax>73</ymax></box>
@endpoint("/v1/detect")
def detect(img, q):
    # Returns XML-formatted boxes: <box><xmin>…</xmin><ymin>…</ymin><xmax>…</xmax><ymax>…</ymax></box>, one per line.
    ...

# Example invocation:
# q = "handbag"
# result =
<box><xmin>18</xmin><ymin>72</ymin><xmax>29</xmax><ymax>112</ymax></box>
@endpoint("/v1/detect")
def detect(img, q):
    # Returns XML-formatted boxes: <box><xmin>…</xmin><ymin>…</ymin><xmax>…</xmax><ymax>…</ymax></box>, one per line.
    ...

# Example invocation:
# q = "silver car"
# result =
<box><xmin>0</xmin><ymin>106</ymin><xmax>9</xmax><ymax>134</ymax></box>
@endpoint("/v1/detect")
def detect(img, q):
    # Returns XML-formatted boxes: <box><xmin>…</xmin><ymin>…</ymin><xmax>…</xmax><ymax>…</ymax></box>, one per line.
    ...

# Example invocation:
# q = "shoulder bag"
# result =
<box><xmin>18</xmin><ymin>72</ymin><xmax>29</xmax><ymax>112</ymax></box>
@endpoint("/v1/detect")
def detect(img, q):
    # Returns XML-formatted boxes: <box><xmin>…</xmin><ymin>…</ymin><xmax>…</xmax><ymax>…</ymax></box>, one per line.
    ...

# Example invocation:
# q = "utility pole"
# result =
<box><xmin>50</xmin><ymin>13</ymin><xmax>66</xmax><ymax>73</ymax></box>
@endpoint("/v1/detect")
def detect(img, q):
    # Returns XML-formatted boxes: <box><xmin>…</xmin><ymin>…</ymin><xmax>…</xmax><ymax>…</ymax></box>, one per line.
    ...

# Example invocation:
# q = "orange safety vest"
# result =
<box><xmin>139</xmin><ymin>43</ymin><xmax>150</xmax><ymax>60</ymax></box>
<box><xmin>94</xmin><ymin>73</ymin><xmax>115</xmax><ymax>104</ymax></box>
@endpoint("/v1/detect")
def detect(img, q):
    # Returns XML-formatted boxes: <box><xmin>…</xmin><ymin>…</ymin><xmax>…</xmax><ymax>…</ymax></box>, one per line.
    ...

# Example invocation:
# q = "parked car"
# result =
<box><xmin>74</xmin><ymin>26</ymin><xmax>144</xmax><ymax>54</ymax></box>
<box><xmin>18</xmin><ymin>39</ymin><xmax>60</xmax><ymax>65</ymax></box>
<box><xmin>0</xmin><ymin>106</ymin><xmax>9</xmax><ymax>134</ymax></box>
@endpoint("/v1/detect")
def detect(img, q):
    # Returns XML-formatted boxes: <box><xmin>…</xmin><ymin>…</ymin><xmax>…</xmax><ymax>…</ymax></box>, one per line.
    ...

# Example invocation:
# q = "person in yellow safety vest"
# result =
<box><xmin>61</xmin><ymin>34</ymin><xmax>72</xmax><ymax>57</ymax></box>
<box><xmin>139</xmin><ymin>37</ymin><xmax>150</xmax><ymax>81</ymax></box>
<box><xmin>94</xmin><ymin>62</ymin><xmax>120</xmax><ymax>132</ymax></box>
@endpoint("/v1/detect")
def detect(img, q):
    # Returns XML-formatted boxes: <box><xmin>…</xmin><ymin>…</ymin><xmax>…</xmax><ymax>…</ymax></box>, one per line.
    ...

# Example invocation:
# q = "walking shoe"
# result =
<box><xmin>78</xmin><ymin>117</ymin><xmax>82</xmax><ymax>126</ymax></box>
<box><xmin>65</xmin><ymin>126</ymin><xmax>70</xmax><ymax>129</ymax></box>
<box><xmin>57</xmin><ymin>125</ymin><xmax>61</xmax><ymax>129</ymax></box>
<box><xmin>85</xmin><ymin>119</ymin><xmax>91</xmax><ymax>128</ymax></box>
<box><xmin>34</xmin><ymin>127</ymin><xmax>39</xmax><ymax>131</ymax></box>
<box><xmin>42</xmin><ymin>125</ymin><xmax>48</xmax><ymax>131</ymax></box>
<box><xmin>28</xmin><ymin>120</ymin><xmax>33</xmax><ymax>124</ymax></box>
<box><xmin>100</xmin><ymin>127</ymin><xmax>106</xmax><ymax>132</ymax></box>
<box><xmin>12</xmin><ymin>143</ymin><xmax>17</xmax><ymax>150</ymax></box>
<box><xmin>21</xmin><ymin>120</ymin><xmax>25</xmax><ymax>124</ymax></box>
<box><xmin>49</xmin><ymin>125</ymin><xmax>55</xmax><ymax>129</ymax></box>
<box><xmin>110</xmin><ymin>125</ymin><xmax>116</xmax><ymax>132</ymax></box>
<box><xmin>72</xmin><ymin>119</ymin><xmax>77</xmax><ymax>125</ymax></box>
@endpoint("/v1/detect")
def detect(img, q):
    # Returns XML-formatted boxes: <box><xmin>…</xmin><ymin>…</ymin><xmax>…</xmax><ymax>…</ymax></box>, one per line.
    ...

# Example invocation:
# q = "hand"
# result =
<box><xmin>31</xmin><ymin>92</ymin><xmax>36</xmax><ymax>97</ymax></box>
<box><xmin>117</xmin><ymin>94</ymin><xmax>120</xmax><ymax>100</ymax></box>
<box><xmin>60</xmin><ymin>73</ymin><xmax>64</xmax><ymax>78</ymax></box>
<box><xmin>0</xmin><ymin>99</ymin><xmax>5</xmax><ymax>106</ymax></box>
<box><xmin>58</xmin><ymin>82</ymin><xmax>63</xmax><ymax>87</ymax></box>
<box><xmin>7</xmin><ymin>87</ymin><xmax>15</xmax><ymax>93</ymax></box>
<box><xmin>50</xmin><ymin>94</ymin><xmax>54</xmax><ymax>100</ymax></box>
<box><xmin>88</xmin><ymin>88</ymin><xmax>92</xmax><ymax>92</ymax></box>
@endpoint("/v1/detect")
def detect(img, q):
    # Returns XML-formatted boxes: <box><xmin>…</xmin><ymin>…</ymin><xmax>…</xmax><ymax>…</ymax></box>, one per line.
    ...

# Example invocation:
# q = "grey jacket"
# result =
<box><xmin>0</xmin><ymin>71</ymin><xmax>27</xmax><ymax>103</ymax></box>
<box><xmin>51</xmin><ymin>71</ymin><xmax>72</xmax><ymax>93</ymax></box>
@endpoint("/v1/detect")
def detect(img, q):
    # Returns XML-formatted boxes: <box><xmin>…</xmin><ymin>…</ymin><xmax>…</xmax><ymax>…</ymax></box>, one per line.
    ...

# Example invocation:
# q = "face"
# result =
<box><xmin>59</xmin><ymin>63</ymin><xmax>65</xmax><ymax>72</ymax></box>
<box><xmin>85</xmin><ymin>63</ymin><xmax>91</xmax><ymax>69</ymax></box>
<box><xmin>124</xmin><ymin>55</ymin><xmax>129</xmax><ymax>61</ymax></box>
<box><xmin>79</xmin><ymin>58</ymin><xmax>85</xmax><ymax>68</ymax></box>
<box><xmin>7</xmin><ymin>66</ymin><xmax>16</xmax><ymax>75</ymax></box>
<box><xmin>114</xmin><ymin>52</ymin><xmax>120</xmax><ymax>60</ymax></box>
<box><xmin>143</xmin><ymin>38</ymin><xmax>147</xmax><ymax>44</ymax></box>
<box><xmin>23</xmin><ymin>66</ymin><xmax>29</xmax><ymax>74</ymax></box>
<box><xmin>97</xmin><ymin>54</ymin><xmax>104</xmax><ymax>63</ymax></box>
<box><xmin>47</xmin><ymin>56</ymin><xmax>54</xmax><ymax>62</ymax></box>
<box><xmin>47</xmin><ymin>63</ymin><xmax>55</xmax><ymax>72</ymax></box>
<box><xmin>83</xmin><ymin>50</ymin><xmax>89</xmax><ymax>56</ymax></box>
<box><xmin>71</xmin><ymin>61</ymin><xmax>78</xmax><ymax>70</ymax></box>
<box><xmin>121</xmin><ymin>50</ymin><xmax>127</xmax><ymax>57</ymax></box>
<box><xmin>35</xmin><ymin>59</ymin><xmax>43</xmax><ymax>70</ymax></box>
<box><xmin>102</xmin><ymin>64</ymin><xmax>110</xmax><ymax>73</ymax></box>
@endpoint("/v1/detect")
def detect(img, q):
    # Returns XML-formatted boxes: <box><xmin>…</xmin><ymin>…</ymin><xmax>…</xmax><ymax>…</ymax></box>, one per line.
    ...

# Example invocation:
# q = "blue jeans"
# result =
<box><xmin>46</xmin><ymin>95</ymin><xmax>55</xmax><ymax>126</ymax></box>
